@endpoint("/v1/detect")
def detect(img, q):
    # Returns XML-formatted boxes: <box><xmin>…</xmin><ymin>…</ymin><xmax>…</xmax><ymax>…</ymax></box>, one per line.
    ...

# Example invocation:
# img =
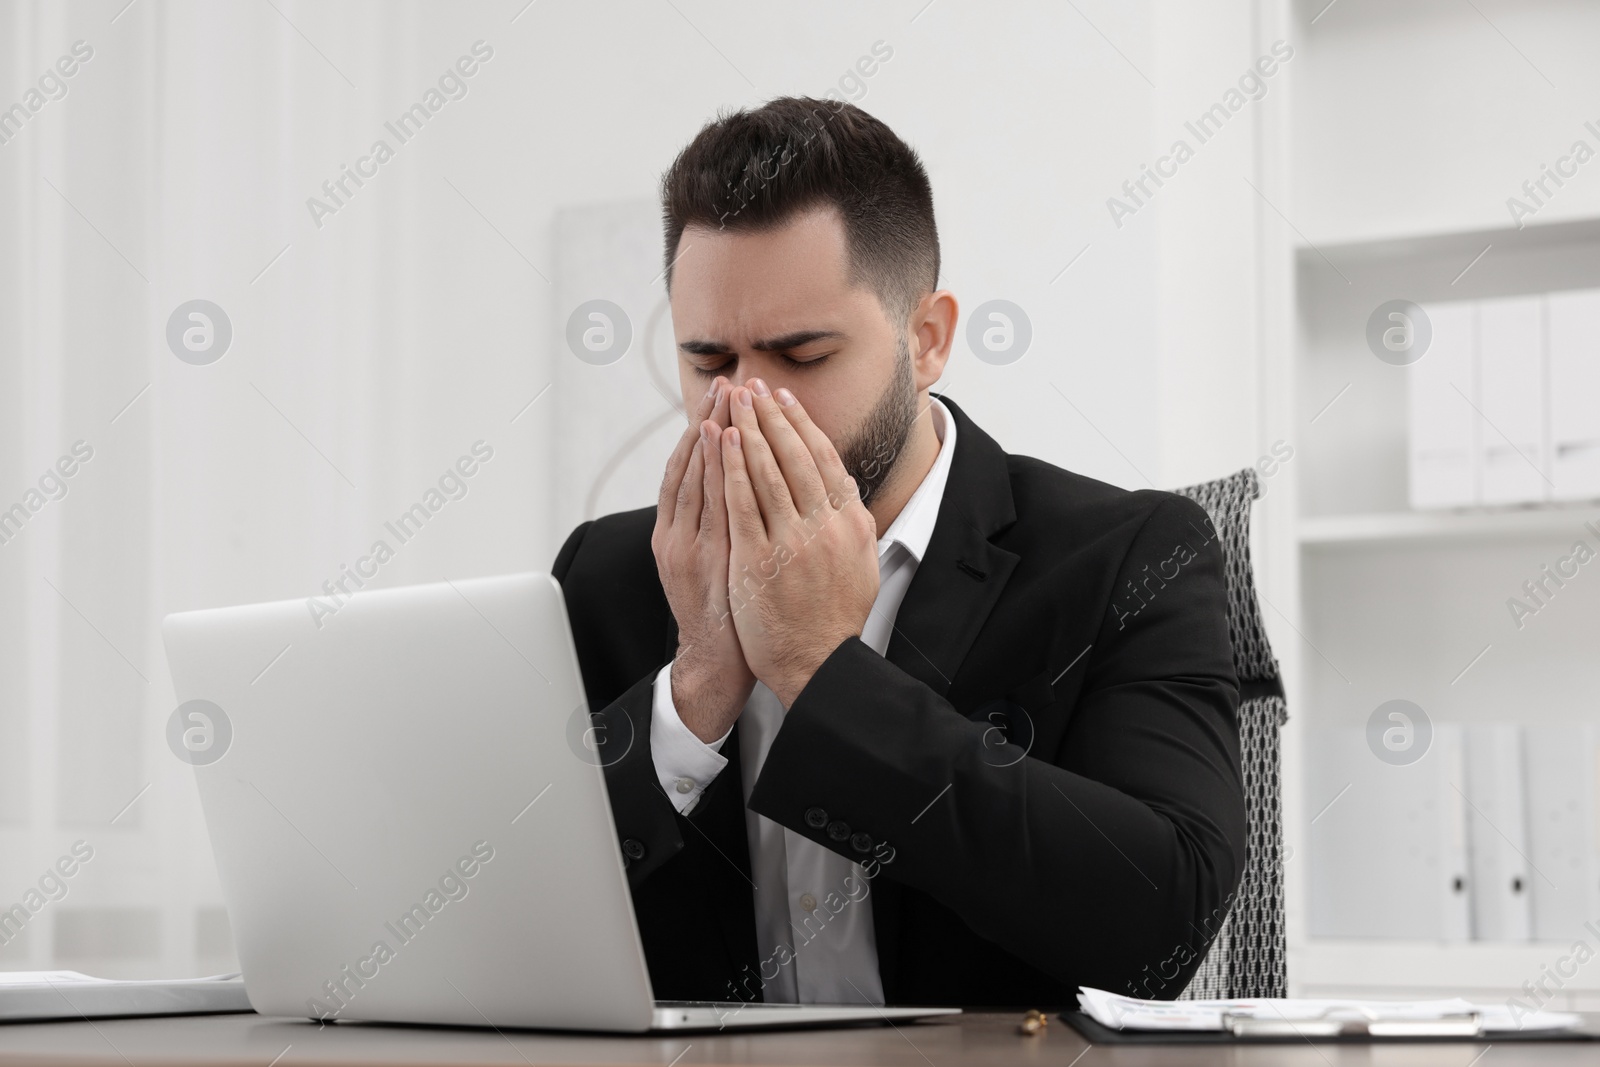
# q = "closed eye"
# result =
<box><xmin>689</xmin><ymin>353</ymin><xmax>831</xmax><ymax>376</ymax></box>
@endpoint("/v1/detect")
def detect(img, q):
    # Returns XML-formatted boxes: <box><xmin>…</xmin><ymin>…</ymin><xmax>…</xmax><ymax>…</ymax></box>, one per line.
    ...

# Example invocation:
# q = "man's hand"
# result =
<box><xmin>651</xmin><ymin>376</ymin><xmax>756</xmax><ymax>744</ymax></box>
<box><xmin>718</xmin><ymin>379</ymin><xmax>880</xmax><ymax>708</ymax></box>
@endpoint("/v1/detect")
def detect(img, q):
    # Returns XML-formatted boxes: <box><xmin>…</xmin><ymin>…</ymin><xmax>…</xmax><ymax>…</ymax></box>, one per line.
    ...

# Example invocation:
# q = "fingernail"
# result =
<box><xmin>775</xmin><ymin>387</ymin><xmax>796</xmax><ymax>406</ymax></box>
<box><xmin>750</xmin><ymin>377</ymin><xmax>770</xmax><ymax>398</ymax></box>
<box><xmin>735</xmin><ymin>387</ymin><xmax>753</xmax><ymax>409</ymax></box>
<box><xmin>728</xmin><ymin>427</ymin><xmax>741</xmax><ymax>449</ymax></box>
<box><xmin>700</xmin><ymin>422</ymin><xmax>713</xmax><ymax>443</ymax></box>
<box><xmin>705</xmin><ymin>377</ymin><xmax>719</xmax><ymax>400</ymax></box>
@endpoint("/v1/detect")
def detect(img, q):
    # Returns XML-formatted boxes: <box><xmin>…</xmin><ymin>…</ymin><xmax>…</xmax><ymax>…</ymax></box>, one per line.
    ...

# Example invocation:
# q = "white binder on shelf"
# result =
<box><xmin>1476</xmin><ymin>295</ymin><xmax>1547</xmax><ymax>506</ymax></box>
<box><xmin>1407</xmin><ymin>300</ymin><xmax>1477</xmax><ymax>510</ymax></box>
<box><xmin>1463</xmin><ymin>724</ymin><xmax>1533</xmax><ymax>942</ymax></box>
<box><xmin>1308</xmin><ymin>725</ymin><xmax>1469</xmax><ymax>940</ymax></box>
<box><xmin>1547</xmin><ymin>288</ymin><xmax>1600</xmax><ymax>502</ymax></box>
<box><xmin>1524</xmin><ymin>725</ymin><xmax>1600</xmax><ymax>942</ymax></box>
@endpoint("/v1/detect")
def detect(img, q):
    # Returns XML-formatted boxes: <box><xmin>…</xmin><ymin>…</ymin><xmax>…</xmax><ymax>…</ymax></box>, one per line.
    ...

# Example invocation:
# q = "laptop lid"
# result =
<box><xmin>162</xmin><ymin>572</ymin><xmax>658</xmax><ymax>1031</ymax></box>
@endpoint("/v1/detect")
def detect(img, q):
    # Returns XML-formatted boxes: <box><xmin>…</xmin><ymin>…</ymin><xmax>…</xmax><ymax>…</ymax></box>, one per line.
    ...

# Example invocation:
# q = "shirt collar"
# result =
<box><xmin>876</xmin><ymin>396</ymin><xmax>957</xmax><ymax>565</ymax></box>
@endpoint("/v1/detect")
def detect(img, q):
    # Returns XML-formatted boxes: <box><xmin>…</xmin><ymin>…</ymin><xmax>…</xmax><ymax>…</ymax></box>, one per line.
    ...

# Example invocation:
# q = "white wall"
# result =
<box><xmin>1294</xmin><ymin>0</ymin><xmax>1600</xmax><ymax>244</ymax></box>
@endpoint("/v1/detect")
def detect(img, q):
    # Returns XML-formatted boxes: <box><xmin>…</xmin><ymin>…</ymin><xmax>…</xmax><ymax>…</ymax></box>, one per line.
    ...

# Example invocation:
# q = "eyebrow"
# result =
<box><xmin>678</xmin><ymin>329</ymin><xmax>844</xmax><ymax>357</ymax></box>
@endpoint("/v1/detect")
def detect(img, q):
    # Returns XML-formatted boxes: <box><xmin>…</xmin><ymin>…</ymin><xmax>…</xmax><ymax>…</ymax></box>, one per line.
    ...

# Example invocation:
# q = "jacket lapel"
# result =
<box><xmin>880</xmin><ymin>392</ymin><xmax>1020</xmax><ymax>700</ymax></box>
<box><xmin>872</xmin><ymin>392</ymin><xmax>1019</xmax><ymax>1003</ymax></box>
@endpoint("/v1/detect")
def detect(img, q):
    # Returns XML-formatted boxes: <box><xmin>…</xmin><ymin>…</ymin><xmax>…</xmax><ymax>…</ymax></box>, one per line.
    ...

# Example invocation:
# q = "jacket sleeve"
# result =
<box><xmin>552</xmin><ymin>519</ymin><xmax>747</xmax><ymax>889</ymax></box>
<box><xmin>745</xmin><ymin>493</ymin><xmax>1245</xmax><ymax>996</ymax></box>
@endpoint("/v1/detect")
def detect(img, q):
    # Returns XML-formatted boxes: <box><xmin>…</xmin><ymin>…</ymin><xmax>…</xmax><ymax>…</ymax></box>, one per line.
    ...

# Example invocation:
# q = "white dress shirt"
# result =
<box><xmin>647</xmin><ymin>397</ymin><xmax>957</xmax><ymax>1005</ymax></box>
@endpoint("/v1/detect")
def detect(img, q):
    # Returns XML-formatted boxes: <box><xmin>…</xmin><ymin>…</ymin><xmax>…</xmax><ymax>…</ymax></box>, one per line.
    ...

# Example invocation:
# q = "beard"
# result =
<box><xmin>835</xmin><ymin>335</ymin><xmax>919</xmax><ymax>510</ymax></box>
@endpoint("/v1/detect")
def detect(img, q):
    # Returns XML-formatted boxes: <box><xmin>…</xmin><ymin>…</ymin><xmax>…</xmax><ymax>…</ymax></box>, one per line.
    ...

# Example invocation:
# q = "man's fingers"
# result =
<box><xmin>771</xmin><ymin>386</ymin><xmax>861</xmax><ymax>508</ymax></box>
<box><xmin>693</xmin><ymin>374</ymin><xmax>726</xmax><ymax>425</ymax></box>
<box><xmin>699</xmin><ymin>424</ymin><xmax>727</xmax><ymax>543</ymax></box>
<box><xmin>728</xmin><ymin>385</ymin><xmax>796</xmax><ymax>524</ymax></box>
<box><xmin>658</xmin><ymin>430</ymin><xmax>692</xmax><ymax>530</ymax></box>
<box><xmin>747</xmin><ymin>378</ymin><xmax>828</xmax><ymax>516</ymax></box>
<box><xmin>707</xmin><ymin>376</ymin><xmax>733</xmax><ymax>432</ymax></box>
<box><xmin>692</xmin><ymin>379</ymin><xmax>731</xmax><ymax>541</ymax></box>
<box><xmin>720</xmin><ymin>425</ymin><xmax>768</xmax><ymax>544</ymax></box>
<box><xmin>657</xmin><ymin>377</ymin><xmax>725</xmax><ymax>528</ymax></box>
<box><xmin>674</xmin><ymin>419</ymin><xmax>707</xmax><ymax>531</ymax></box>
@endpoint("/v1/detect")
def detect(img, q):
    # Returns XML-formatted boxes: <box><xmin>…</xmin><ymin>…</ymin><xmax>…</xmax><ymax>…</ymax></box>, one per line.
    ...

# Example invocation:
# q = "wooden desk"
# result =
<box><xmin>0</xmin><ymin>1010</ymin><xmax>1593</xmax><ymax>1066</ymax></box>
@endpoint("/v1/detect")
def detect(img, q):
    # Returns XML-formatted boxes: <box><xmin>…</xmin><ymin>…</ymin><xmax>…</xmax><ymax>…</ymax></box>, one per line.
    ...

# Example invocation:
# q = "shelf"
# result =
<box><xmin>1297</xmin><ymin>215</ymin><xmax>1600</xmax><ymax>270</ymax></box>
<box><xmin>1298</xmin><ymin>504</ymin><xmax>1600</xmax><ymax>547</ymax></box>
<box><xmin>1294</xmin><ymin>940</ymin><xmax>1600</xmax><ymax>994</ymax></box>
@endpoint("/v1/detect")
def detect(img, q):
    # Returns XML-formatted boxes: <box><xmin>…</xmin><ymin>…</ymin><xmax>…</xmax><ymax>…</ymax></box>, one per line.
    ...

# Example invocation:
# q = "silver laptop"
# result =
<box><xmin>162</xmin><ymin>572</ymin><xmax>958</xmax><ymax>1032</ymax></box>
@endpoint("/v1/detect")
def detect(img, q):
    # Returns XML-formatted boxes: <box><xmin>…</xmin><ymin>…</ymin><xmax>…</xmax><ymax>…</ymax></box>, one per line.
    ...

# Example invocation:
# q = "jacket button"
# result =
<box><xmin>804</xmin><ymin>807</ymin><xmax>828</xmax><ymax>829</ymax></box>
<box><xmin>622</xmin><ymin>838</ymin><xmax>646</xmax><ymax>861</ymax></box>
<box><xmin>826</xmin><ymin>820</ymin><xmax>850</xmax><ymax>842</ymax></box>
<box><xmin>850</xmin><ymin>832</ymin><xmax>873</xmax><ymax>853</ymax></box>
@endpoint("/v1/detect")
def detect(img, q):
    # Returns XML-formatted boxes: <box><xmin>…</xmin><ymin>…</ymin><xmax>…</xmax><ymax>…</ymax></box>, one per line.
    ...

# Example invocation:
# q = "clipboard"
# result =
<box><xmin>1062</xmin><ymin>1010</ymin><xmax>1600</xmax><ymax>1044</ymax></box>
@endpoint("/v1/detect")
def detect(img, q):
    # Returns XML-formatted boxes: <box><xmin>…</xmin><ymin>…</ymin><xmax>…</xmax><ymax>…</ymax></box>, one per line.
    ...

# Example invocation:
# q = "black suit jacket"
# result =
<box><xmin>551</xmin><ymin>393</ymin><xmax>1245</xmax><ymax>1008</ymax></box>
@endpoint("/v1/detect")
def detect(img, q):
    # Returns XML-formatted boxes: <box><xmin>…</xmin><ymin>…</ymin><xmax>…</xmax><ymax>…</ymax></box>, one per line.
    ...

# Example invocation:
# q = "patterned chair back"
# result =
<box><xmin>1171</xmin><ymin>468</ymin><xmax>1288</xmax><ymax>1000</ymax></box>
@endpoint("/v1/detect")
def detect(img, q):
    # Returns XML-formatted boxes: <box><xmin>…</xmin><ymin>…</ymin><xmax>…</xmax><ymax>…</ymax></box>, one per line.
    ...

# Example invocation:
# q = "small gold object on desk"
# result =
<box><xmin>1018</xmin><ymin>1009</ymin><xmax>1048</xmax><ymax>1035</ymax></box>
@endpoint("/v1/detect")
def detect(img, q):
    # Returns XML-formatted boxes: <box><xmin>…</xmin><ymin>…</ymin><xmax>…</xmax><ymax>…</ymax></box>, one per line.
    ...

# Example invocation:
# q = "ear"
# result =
<box><xmin>908</xmin><ymin>289</ymin><xmax>957</xmax><ymax>392</ymax></box>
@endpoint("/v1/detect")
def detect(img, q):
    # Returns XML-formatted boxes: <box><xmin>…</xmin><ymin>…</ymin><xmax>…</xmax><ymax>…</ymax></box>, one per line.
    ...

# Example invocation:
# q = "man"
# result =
<box><xmin>553</xmin><ymin>96</ymin><xmax>1244</xmax><ymax>1008</ymax></box>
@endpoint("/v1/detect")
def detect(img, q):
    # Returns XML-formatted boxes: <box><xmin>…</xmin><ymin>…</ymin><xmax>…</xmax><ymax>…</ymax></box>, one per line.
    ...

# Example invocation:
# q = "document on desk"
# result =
<box><xmin>1077</xmin><ymin>987</ymin><xmax>1583</xmax><ymax>1038</ymax></box>
<box><xmin>0</xmin><ymin>970</ymin><xmax>252</xmax><ymax>1021</ymax></box>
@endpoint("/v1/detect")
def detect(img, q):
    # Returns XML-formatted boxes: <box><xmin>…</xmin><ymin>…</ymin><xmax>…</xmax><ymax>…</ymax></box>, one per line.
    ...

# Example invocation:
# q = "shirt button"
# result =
<box><xmin>850</xmin><ymin>832</ymin><xmax>874</xmax><ymax>853</ymax></box>
<box><xmin>804</xmin><ymin>806</ymin><xmax>828</xmax><ymax>829</ymax></box>
<box><xmin>827</xmin><ymin>820</ymin><xmax>850</xmax><ymax>842</ymax></box>
<box><xmin>799</xmin><ymin>893</ymin><xmax>818</xmax><ymax>912</ymax></box>
<box><xmin>621</xmin><ymin>838</ymin><xmax>646</xmax><ymax>861</ymax></box>
<box><xmin>674</xmin><ymin>777</ymin><xmax>695</xmax><ymax>794</ymax></box>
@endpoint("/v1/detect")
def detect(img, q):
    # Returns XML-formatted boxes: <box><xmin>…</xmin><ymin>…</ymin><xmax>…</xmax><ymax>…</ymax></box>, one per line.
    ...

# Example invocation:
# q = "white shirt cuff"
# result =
<box><xmin>650</xmin><ymin>660</ymin><xmax>732</xmax><ymax>815</ymax></box>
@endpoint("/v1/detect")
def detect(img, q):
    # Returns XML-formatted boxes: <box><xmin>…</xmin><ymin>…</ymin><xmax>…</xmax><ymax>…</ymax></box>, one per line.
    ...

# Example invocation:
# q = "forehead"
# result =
<box><xmin>669</xmin><ymin>207</ymin><xmax>869</xmax><ymax>332</ymax></box>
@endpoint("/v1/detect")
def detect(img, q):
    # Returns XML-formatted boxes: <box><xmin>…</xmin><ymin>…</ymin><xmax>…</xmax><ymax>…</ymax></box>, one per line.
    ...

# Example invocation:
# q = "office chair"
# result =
<box><xmin>1171</xmin><ymin>467</ymin><xmax>1288</xmax><ymax>1000</ymax></box>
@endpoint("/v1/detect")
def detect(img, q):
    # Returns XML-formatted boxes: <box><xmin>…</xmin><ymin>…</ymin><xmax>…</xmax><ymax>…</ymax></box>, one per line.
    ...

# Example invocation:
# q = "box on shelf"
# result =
<box><xmin>1308</xmin><ymin>725</ymin><xmax>1469</xmax><ymax>941</ymax></box>
<box><xmin>1408</xmin><ymin>288</ymin><xmax>1600</xmax><ymax>511</ymax></box>
<box><xmin>1311</xmin><ymin>723</ymin><xmax>1600</xmax><ymax>944</ymax></box>
<box><xmin>1524</xmin><ymin>725</ymin><xmax>1600</xmax><ymax>941</ymax></box>
<box><xmin>1463</xmin><ymin>724</ymin><xmax>1532</xmax><ymax>942</ymax></box>
<box><xmin>1548</xmin><ymin>290</ymin><xmax>1600</xmax><ymax>503</ymax></box>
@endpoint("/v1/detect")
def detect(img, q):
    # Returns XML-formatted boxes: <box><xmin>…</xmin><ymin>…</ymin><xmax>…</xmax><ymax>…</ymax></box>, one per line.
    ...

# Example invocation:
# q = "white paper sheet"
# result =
<box><xmin>1077</xmin><ymin>986</ymin><xmax>1582</xmax><ymax>1035</ymax></box>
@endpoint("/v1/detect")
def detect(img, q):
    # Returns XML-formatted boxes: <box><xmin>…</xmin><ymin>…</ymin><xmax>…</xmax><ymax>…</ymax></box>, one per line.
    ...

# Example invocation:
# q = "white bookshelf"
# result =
<box><xmin>1283</xmin><ymin>205</ymin><xmax>1600</xmax><ymax>998</ymax></box>
<box><xmin>1272</xmin><ymin>1</ymin><xmax>1600</xmax><ymax>993</ymax></box>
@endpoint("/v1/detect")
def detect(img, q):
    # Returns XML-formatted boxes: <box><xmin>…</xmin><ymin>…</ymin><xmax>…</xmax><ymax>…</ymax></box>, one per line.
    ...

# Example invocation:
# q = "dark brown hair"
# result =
<box><xmin>660</xmin><ymin>96</ymin><xmax>939</xmax><ymax>324</ymax></box>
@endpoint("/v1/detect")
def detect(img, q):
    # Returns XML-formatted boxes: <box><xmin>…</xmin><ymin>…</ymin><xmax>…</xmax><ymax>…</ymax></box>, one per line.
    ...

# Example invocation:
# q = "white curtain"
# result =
<box><xmin>1</xmin><ymin>1</ymin><xmax>559</xmax><ymax>978</ymax></box>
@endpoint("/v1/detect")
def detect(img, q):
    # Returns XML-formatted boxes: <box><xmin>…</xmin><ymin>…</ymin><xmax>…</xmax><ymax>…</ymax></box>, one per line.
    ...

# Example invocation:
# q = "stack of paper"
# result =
<box><xmin>0</xmin><ymin>970</ymin><xmax>251</xmax><ymax>1021</ymax></box>
<box><xmin>1077</xmin><ymin>987</ymin><xmax>1582</xmax><ymax>1037</ymax></box>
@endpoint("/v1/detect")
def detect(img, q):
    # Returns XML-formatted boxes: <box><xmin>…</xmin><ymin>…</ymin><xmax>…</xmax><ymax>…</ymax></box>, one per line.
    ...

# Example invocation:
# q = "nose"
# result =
<box><xmin>735</xmin><ymin>354</ymin><xmax>799</xmax><ymax>390</ymax></box>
